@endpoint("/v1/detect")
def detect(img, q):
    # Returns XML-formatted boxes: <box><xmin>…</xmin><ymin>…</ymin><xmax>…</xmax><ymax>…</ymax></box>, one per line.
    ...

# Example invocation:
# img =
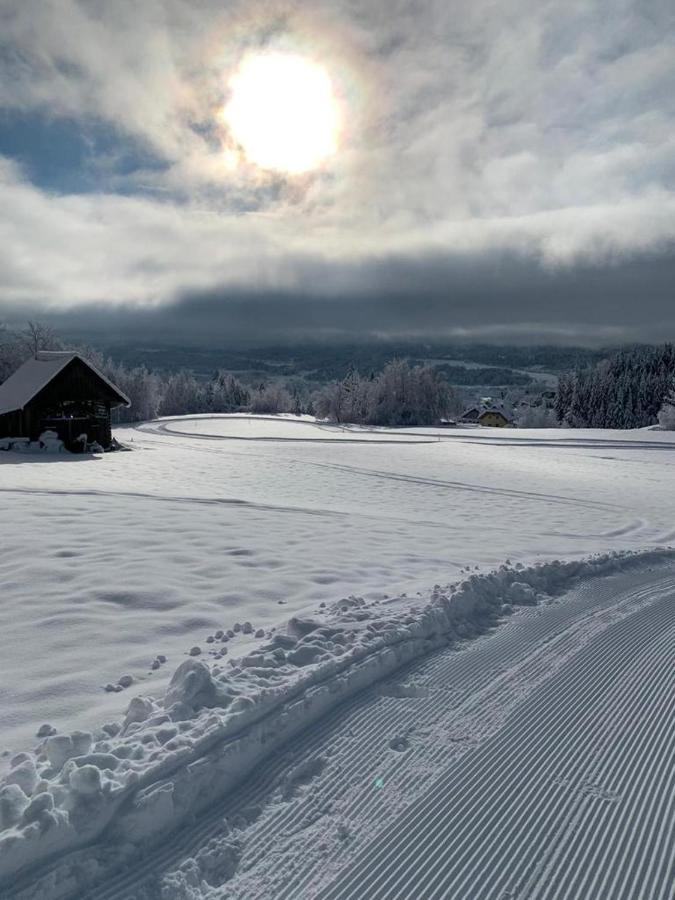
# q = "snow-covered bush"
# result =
<box><xmin>314</xmin><ymin>360</ymin><xmax>460</xmax><ymax>427</ymax></box>
<box><xmin>515</xmin><ymin>405</ymin><xmax>559</xmax><ymax>428</ymax></box>
<box><xmin>657</xmin><ymin>399</ymin><xmax>675</xmax><ymax>430</ymax></box>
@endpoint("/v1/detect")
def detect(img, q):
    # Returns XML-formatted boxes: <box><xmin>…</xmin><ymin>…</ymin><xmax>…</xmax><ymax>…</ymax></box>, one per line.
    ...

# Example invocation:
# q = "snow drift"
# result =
<box><xmin>1</xmin><ymin>548</ymin><xmax>673</xmax><ymax>899</ymax></box>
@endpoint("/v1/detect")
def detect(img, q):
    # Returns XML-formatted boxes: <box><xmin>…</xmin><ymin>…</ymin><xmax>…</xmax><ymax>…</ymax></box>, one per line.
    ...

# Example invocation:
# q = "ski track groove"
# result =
<box><xmin>80</xmin><ymin>569</ymin><xmax>675</xmax><ymax>900</ymax></box>
<box><xmin>354</xmin><ymin>608</ymin><xmax>672</xmax><ymax>896</ymax></box>
<box><xmin>587</xmin><ymin>666</ymin><xmax>674</xmax><ymax>900</ymax></box>
<box><xmin>318</xmin><ymin>582</ymin><xmax>674</xmax><ymax>900</ymax></box>
<box><xmin>545</xmin><ymin>651</ymin><xmax>674</xmax><ymax>900</ymax></box>
<box><xmin>520</xmin><ymin>660</ymin><xmax>667</xmax><ymax>900</ymax></box>
<box><xmin>274</xmin><ymin>579</ymin><xmax>673</xmax><ymax>900</ymax></box>
<box><xmin>464</xmin><ymin>623</ymin><xmax>674</xmax><ymax>900</ymax></box>
<box><xmin>321</xmin><ymin>608</ymin><xmax>652</xmax><ymax>899</ymax></box>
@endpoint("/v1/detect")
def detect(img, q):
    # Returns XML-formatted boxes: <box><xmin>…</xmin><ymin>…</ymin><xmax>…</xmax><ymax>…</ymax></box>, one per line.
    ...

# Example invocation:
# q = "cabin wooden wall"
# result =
<box><xmin>0</xmin><ymin>410</ymin><xmax>22</xmax><ymax>438</ymax></box>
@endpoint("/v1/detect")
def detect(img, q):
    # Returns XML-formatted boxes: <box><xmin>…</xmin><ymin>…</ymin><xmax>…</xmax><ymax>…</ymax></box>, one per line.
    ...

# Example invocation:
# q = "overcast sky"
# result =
<box><xmin>1</xmin><ymin>0</ymin><xmax>674</xmax><ymax>345</ymax></box>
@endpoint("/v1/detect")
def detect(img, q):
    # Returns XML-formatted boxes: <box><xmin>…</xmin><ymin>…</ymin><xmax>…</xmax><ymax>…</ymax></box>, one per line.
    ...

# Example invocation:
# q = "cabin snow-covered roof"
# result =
<box><xmin>0</xmin><ymin>351</ymin><xmax>130</xmax><ymax>415</ymax></box>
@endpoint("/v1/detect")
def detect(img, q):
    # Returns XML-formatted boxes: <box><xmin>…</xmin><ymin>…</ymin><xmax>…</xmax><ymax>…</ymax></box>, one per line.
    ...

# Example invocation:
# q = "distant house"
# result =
<box><xmin>460</xmin><ymin>407</ymin><xmax>481</xmax><ymax>423</ymax></box>
<box><xmin>0</xmin><ymin>351</ymin><xmax>130</xmax><ymax>451</ymax></box>
<box><xmin>478</xmin><ymin>409</ymin><xmax>512</xmax><ymax>428</ymax></box>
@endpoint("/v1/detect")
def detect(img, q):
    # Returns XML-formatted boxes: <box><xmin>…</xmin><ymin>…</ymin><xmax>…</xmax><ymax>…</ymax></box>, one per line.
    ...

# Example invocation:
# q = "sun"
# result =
<box><xmin>223</xmin><ymin>52</ymin><xmax>342</xmax><ymax>175</ymax></box>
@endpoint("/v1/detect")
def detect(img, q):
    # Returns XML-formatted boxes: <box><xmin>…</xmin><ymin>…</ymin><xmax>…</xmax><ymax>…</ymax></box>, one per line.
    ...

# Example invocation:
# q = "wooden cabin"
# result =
<box><xmin>478</xmin><ymin>409</ymin><xmax>512</xmax><ymax>428</ymax></box>
<box><xmin>0</xmin><ymin>351</ymin><xmax>130</xmax><ymax>451</ymax></box>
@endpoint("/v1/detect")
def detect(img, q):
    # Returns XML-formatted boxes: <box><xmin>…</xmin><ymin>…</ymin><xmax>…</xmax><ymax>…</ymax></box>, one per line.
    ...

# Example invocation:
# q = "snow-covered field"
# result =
<box><xmin>1</xmin><ymin>415</ymin><xmax>674</xmax><ymax>899</ymax></box>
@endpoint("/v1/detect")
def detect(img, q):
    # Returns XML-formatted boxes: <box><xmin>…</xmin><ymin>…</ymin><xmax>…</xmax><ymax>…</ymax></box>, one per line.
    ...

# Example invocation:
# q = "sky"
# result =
<box><xmin>0</xmin><ymin>0</ymin><xmax>674</xmax><ymax>346</ymax></box>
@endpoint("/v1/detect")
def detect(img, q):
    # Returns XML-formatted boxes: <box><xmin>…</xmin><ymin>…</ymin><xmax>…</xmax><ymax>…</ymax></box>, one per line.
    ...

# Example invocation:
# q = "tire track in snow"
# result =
<box><xmin>0</xmin><ymin>485</ymin><xmax>473</xmax><ymax>533</ymax></box>
<box><xmin>140</xmin><ymin>417</ymin><xmax>675</xmax><ymax>453</ymax></box>
<box><xmin>294</xmin><ymin>459</ymin><xmax>622</xmax><ymax>513</ymax></box>
<box><xmin>0</xmin><ymin>485</ymin><xmax>348</xmax><ymax>518</ymax></box>
<box><xmin>133</xmin><ymin>418</ymin><xmax>650</xmax><ymax>537</ymax></box>
<box><xmin>135</xmin><ymin>418</ymin><xmax>658</xmax><ymax>518</ymax></box>
<box><xmin>144</xmin><ymin>419</ymin><xmax>438</xmax><ymax>446</ymax></box>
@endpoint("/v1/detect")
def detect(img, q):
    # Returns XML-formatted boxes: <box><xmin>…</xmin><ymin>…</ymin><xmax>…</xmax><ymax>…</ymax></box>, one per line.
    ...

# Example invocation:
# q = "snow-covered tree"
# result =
<box><xmin>206</xmin><ymin>372</ymin><xmax>250</xmax><ymax>412</ymax></box>
<box><xmin>286</xmin><ymin>378</ymin><xmax>312</xmax><ymax>416</ymax></box>
<box><xmin>555</xmin><ymin>345</ymin><xmax>675</xmax><ymax>429</ymax></box>
<box><xmin>0</xmin><ymin>327</ymin><xmax>27</xmax><ymax>384</ymax></box>
<box><xmin>0</xmin><ymin>320</ymin><xmax>61</xmax><ymax>383</ymax></box>
<box><xmin>657</xmin><ymin>390</ymin><xmax>675</xmax><ymax>430</ymax></box>
<box><xmin>21</xmin><ymin>321</ymin><xmax>60</xmax><ymax>358</ymax></box>
<box><xmin>249</xmin><ymin>383</ymin><xmax>293</xmax><ymax>414</ymax></box>
<box><xmin>314</xmin><ymin>360</ymin><xmax>459</xmax><ymax>427</ymax></box>
<box><xmin>313</xmin><ymin>379</ymin><xmax>351</xmax><ymax>423</ymax></box>
<box><xmin>108</xmin><ymin>364</ymin><xmax>162</xmax><ymax>423</ymax></box>
<box><xmin>515</xmin><ymin>405</ymin><xmax>559</xmax><ymax>428</ymax></box>
<box><xmin>159</xmin><ymin>371</ymin><xmax>206</xmax><ymax>417</ymax></box>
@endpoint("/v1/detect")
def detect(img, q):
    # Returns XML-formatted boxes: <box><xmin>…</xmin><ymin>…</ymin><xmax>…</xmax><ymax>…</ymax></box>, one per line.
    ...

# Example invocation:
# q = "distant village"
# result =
<box><xmin>453</xmin><ymin>389</ymin><xmax>557</xmax><ymax>428</ymax></box>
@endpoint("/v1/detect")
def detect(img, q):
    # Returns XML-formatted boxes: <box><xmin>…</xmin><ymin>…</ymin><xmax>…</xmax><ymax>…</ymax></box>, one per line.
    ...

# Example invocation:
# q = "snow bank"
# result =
<box><xmin>1</xmin><ymin>548</ymin><xmax>673</xmax><ymax>899</ymax></box>
<box><xmin>0</xmin><ymin>431</ymin><xmax>65</xmax><ymax>454</ymax></box>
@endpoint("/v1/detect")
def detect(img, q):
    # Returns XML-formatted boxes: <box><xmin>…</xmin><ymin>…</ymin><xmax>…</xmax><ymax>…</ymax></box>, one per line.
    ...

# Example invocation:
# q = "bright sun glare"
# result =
<box><xmin>223</xmin><ymin>52</ymin><xmax>341</xmax><ymax>175</ymax></box>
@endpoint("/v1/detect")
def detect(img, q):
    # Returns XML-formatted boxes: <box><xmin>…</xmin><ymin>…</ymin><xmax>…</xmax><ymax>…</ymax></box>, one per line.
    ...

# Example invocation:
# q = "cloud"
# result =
<box><xmin>0</xmin><ymin>0</ymin><xmax>674</xmax><ymax>341</ymax></box>
<box><xmin>25</xmin><ymin>248</ymin><xmax>675</xmax><ymax>347</ymax></box>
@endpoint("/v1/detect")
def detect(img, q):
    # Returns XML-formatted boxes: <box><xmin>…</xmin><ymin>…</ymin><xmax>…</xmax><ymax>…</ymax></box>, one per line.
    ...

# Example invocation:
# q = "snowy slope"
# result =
<box><xmin>1</xmin><ymin>417</ymin><xmax>674</xmax><ymax>757</ymax></box>
<box><xmin>0</xmin><ymin>416</ymin><xmax>674</xmax><ymax>898</ymax></box>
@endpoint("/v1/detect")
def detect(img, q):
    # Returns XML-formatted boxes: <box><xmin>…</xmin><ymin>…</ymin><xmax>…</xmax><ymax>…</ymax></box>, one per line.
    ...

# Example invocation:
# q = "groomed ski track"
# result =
<box><xmin>320</xmin><ymin>570</ymin><xmax>675</xmax><ymax>900</ymax></box>
<box><xmin>78</xmin><ymin>560</ymin><xmax>675</xmax><ymax>900</ymax></box>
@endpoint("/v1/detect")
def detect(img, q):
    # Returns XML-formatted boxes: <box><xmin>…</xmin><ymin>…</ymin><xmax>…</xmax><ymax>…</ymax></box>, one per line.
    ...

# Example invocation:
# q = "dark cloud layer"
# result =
<box><xmin>30</xmin><ymin>249</ymin><xmax>675</xmax><ymax>346</ymax></box>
